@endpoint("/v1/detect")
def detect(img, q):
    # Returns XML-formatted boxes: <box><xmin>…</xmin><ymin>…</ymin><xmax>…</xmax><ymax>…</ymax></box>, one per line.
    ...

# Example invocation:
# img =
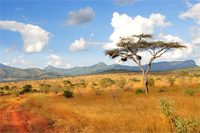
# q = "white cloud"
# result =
<box><xmin>5</xmin><ymin>44</ymin><xmax>17</xmax><ymax>53</ymax></box>
<box><xmin>63</xmin><ymin>7</ymin><xmax>95</xmax><ymax>26</ymax></box>
<box><xmin>190</xmin><ymin>26</ymin><xmax>200</xmax><ymax>45</ymax></box>
<box><xmin>113</xmin><ymin>0</ymin><xmax>137</xmax><ymax>6</ymax></box>
<box><xmin>69</xmin><ymin>37</ymin><xmax>107</xmax><ymax>51</ymax></box>
<box><xmin>2</xmin><ymin>62</ymin><xmax>10</xmax><ymax>66</ymax></box>
<box><xmin>69</xmin><ymin>38</ymin><xmax>87</xmax><ymax>51</ymax></box>
<box><xmin>104</xmin><ymin>12</ymin><xmax>171</xmax><ymax>50</ymax></box>
<box><xmin>0</xmin><ymin>20</ymin><xmax>53</xmax><ymax>53</ymax></box>
<box><xmin>46</xmin><ymin>54</ymin><xmax>62</xmax><ymax>67</ymax></box>
<box><xmin>65</xmin><ymin>63</ymin><xmax>72</xmax><ymax>69</ymax></box>
<box><xmin>179</xmin><ymin>3</ymin><xmax>200</xmax><ymax>25</ymax></box>
<box><xmin>12</xmin><ymin>55</ymin><xmax>32</xmax><ymax>66</ymax></box>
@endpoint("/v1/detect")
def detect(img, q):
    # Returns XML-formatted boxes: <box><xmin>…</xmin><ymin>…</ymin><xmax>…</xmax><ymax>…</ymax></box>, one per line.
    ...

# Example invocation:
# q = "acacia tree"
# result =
<box><xmin>105</xmin><ymin>34</ymin><xmax>186</xmax><ymax>94</ymax></box>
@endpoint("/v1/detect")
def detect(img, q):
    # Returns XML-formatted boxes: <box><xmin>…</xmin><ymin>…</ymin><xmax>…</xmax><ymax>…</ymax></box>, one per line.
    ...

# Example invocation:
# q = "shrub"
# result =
<box><xmin>3</xmin><ymin>85</ymin><xmax>9</xmax><ymax>91</ymax></box>
<box><xmin>129</xmin><ymin>77</ymin><xmax>140</xmax><ymax>82</ymax></box>
<box><xmin>148</xmin><ymin>77</ymin><xmax>155</xmax><ymax>86</ymax></box>
<box><xmin>115</xmin><ymin>78</ymin><xmax>126</xmax><ymax>89</ymax></box>
<box><xmin>135</xmin><ymin>89</ymin><xmax>145</xmax><ymax>94</ymax></box>
<box><xmin>99</xmin><ymin>78</ymin><xmax>115</xmax><ymax>88</ymax></box>
<box><xmin>22</xmin><ymin>84</ymin><xmax>32</xmax><ymax>93</ymax></box>
<box><xmin>158</xmin><ymin>98</ymin><xmax>199</xmax><ymax>132</ymax></box>
<box><xmin>184</xmin><ymin>88</ymin><xmax>195</xmax><ymax>96</ymax></box>
<box><xmin>63</xmin><ymin>90</ymin><xmax>74</xmax><ymax>98</ymax></box>
<box><xmin>167</xmin><ymin>76</ymin><xmax>176</xmax><ymax>87</ymax></box>
<box><xmin>159</xmin><ymin>89</ymin><xmax>165</xmax><ymax>93</ymax></box>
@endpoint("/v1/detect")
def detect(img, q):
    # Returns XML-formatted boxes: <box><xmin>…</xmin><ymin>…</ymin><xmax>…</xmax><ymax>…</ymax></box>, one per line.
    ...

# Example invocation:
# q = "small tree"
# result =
<box><xmin>39</xmin><ymin>83</ymin><xmax>51</xmax><ymax>94</ymax></box>
<box><xmin>105</xmin><ymin>34</ymin><xmax>186</xmax><ymax>94</ymax></box>
<box><xmin>51</xmin><ymin>83</ymin><xmax>62</xmax><ymax>94</ymax></box>
<box><xmin>22</xmin><ymin>84</ymin><xmax>32</xmax><ymax>93</ymax></box>
<box><xmin>3</xmin><ymin>85</ymin><xmax>9</xmax><ymax>91</ymax></box>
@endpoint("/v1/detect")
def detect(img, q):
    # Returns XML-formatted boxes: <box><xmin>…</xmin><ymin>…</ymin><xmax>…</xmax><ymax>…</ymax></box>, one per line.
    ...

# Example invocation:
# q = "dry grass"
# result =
<box><xmin>22</xmin><ymin>85</ymin><xmax>200</xmax><ymax>132</ymax></box>
<box><xmin>1</xmin><ymin>72</ymin><xmax>200</xmax><ymax>132</ymax></box>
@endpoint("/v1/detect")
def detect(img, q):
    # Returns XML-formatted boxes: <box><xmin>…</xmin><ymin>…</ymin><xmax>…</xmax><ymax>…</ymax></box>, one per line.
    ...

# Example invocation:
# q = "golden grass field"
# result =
<box><xmin>0</xmin><ymin>72</ymin><xmax>200</xmax><ymax>132</ymax></box>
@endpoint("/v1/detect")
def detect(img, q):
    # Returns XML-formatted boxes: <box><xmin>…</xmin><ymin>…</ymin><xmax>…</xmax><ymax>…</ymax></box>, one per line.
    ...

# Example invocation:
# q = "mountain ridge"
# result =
<box><xmin>43</xmin><ymin>60</ymin><xmax>198</xmax><ymax>76</ymax></box>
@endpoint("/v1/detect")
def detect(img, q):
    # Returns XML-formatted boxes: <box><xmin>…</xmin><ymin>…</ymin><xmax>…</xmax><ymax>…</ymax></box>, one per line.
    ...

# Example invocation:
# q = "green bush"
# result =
<box><xmin>159</xmin><ymin>89</ymin><xmax>165</xmax><ymax>93</ymax></box>
<box><xmin>135</xmin><ymin>89</ymin><xmax>145</xmax><ymax>94</ymax></box>
<box><xmin>63</xmin><ymin>90</ymin><xmax>74</xmax><ymax>98</ymax></box>
<box><xmin>99</xmin><ymin>78</ymin><xmax>115</xmax><ymax>88</ymax></box>
<box><xmin>22</xmin><ymin>84</ymin><xmax>32</xmax><ymax>93</ymax></box>
<box><xmin>129</xmin><ymin>77</ymin><xmax>140</xmax><ymax>82</ymax></box>
<box><xmin>184</xmin><ymin>88</ymin><xmax>195</xmax><ymax>96</ymax></box>
<box><xmin>158</xmin><ymin>98</ymin><xmax>199</xmax><ymax>132</ymax></box>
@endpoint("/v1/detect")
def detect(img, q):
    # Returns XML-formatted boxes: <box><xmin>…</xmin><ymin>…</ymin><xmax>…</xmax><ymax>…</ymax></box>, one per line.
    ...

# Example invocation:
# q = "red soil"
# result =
<box><xmin>0</xmin><ymin>98</ymin><xmax>62</xmax><ymax>133</ymax></box>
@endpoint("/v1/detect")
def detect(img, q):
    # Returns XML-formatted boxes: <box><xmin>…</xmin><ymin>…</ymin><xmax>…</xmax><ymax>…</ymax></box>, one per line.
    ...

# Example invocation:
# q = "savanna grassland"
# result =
<box><xmin>0</xmin><ymin>69</ymin><xmax>200</xmax><ymax>132</ymax></box>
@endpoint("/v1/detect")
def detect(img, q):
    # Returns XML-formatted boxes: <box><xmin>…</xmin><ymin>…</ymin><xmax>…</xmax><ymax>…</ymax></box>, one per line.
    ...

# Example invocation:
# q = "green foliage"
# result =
<box><xmin>148</xmin><ymin>77</ymin><xmax>155</xmax><ymax>87</ymax></box>
<box><xmin>79</xmin><ymin>79</ymin><xmax>87</xmax><ymax>88</ymax></box>
<box><xmin>3</xmin><ymin>85</ymin><xmax>9</xmax><ymax>91</ymax></box>
<box><xmin>167</xmin><ymin>76</ymin><xmax>176</xmax><ymax>87</ymax></box>
<box><xmin>158</xmin><ymin>98</ymin><xmax>175</xmax><ymax>118</ymax></box>
<box><xmin>115</xmin><ymin>78</ymin><xmax>126</xmax><ymax>89</ymax></box>
<box><xmin>159</xmin><ymin>89</ymin><xmax>165</xmax><ymax>93</ymax></box>
<box><xmin>184</xmin><ymin>88</ymin><xmax>195</xmax><ymax>96</ymax></box>
<box><xmin>194</xmin><ymin>74</ymin><xmax>200</xmax><ymax>78</ymax></box>
<box><xmin>99</xmin><ymin>78</ymin><xmax>115</xmax><ymax>88</ymax></box>
<box><xmin>39</xmin><ymin>83</ymin><xmax>51</xmax><ymax>94</ymax></box>
<box><xmin>158</xmin><ymin>98</ymin><xmax>199</xmax><ymax>132</ymax></box>
<box><xmin>179</xmin><ymin>71</ymin><xmax>189</xmax><ymax>77</ymax></box>
<box><xmin>22</xmin><ymin>84</ymin><xmax>32</xmax><ymax>93</ymax></box>
<box><xmin>0</xmin><ymin>87</ymin><xmax>4</xmax><ymax>90</ymax></box>
<box><xmin>63</xmin><ymin>90</ymin><xmax>74</xmax><ymax>98</ymax></box>
<box><xmin>156</xmin><ymin>77</ymin><xmax>162</xmax><ymax>81</ymax></box>
<box><xmin>63</xmin><ymin>80</ymin><xmax>71</xmax><ymax>85</ymax></box>
<box><xmin>135</xmin><ymin>89</ymin><xmax>145</xmax><ymax>94</ymax></box>
<box><xmin>129</xmin><ymin>77</ymin><xmax>140</xmax><ymax>82</ymax></box>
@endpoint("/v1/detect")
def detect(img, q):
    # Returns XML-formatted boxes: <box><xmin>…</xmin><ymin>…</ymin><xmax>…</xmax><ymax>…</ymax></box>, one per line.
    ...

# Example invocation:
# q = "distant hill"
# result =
<box><xmin>0</xmin><ymin>64</ymin><xmax>64</xmax><ymax>82</ymax></box>
<box><xmin>43</xmin><ymin>60</ymin><xmax>198</xmax><ymax>76</ymax></box>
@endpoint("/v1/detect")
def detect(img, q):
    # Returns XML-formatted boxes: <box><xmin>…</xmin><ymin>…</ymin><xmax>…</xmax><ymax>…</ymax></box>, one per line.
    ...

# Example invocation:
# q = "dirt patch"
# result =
<box><xmin>0</xmin><ymin>98</ymin><xmax>63</xmax><ymax>133</ymax></box>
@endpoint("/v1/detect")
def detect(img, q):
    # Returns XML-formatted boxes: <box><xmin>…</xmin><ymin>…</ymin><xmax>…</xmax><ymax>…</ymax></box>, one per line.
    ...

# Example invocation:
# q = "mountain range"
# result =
<box><xmin>0</xmin><ymin>60</ymin><xmax>198</xmax><ymax>82</ymax></box>
<box><xmin>43</xmin><ymin>60</ymin><xmax>198</xmax><ymax>76</ymax></box>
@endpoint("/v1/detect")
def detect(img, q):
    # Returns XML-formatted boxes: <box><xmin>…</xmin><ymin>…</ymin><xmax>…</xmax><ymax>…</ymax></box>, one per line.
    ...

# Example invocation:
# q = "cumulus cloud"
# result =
<box><xmin>46</xmin><ymin>54</ymin><xmax>62</xmax><ymax>67</ymax></box>
<box><xmin>12</xmin><ymin>55</ymin><xmax>32</xmax><ymax>66</ymax></box>
<box><xmin>5</xmin><ymin>44</ymin><xmax>17</xmax><ymax>53</ymax></box>
<box><xmin>113</xmin><ymin>0</ymin><xmax>137</xmax><ymax>6</ymax></box>
<box><xmin>63</xmin><ymin>7</ymin><xmax>95</xmax><ymax>26</ymax></box>
<box><xmin>104</xmin><ymin>12</ymin><xmax>171</xmax><ymax>50</ymax></box>
<box><xmin>69</xmin><ymin>38</ymin><xmax>86</xmax><ymax>51</ymax></box>
<box><xmin>179</xmin><ymin>3</ymin><xmax>200</xmax><ymax>25</ymax></box>
<box><xmin>69</xmin><ymin>37</ymin><xmax>107</xmax><ymax>51</ymax></box>
<box><xmin>0</xmin><ymin>20</ymin><xmax>53</xmax><ymax>53</ymax></box>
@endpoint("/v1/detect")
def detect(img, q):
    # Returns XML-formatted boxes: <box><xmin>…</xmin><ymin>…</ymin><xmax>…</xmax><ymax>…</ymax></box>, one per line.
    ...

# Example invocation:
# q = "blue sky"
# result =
<box><xmin>0</xmin><ymin>0</ymin><xmax>200</xmax><ymax>69</ymax></box>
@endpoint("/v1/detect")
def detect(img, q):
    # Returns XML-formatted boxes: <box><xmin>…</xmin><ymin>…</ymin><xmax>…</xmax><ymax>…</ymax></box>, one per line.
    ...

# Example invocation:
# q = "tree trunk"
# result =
<box><xmin>143</xmin><ymin>73</ymin><xmax>149</xmax><ymax>94</ymax></box>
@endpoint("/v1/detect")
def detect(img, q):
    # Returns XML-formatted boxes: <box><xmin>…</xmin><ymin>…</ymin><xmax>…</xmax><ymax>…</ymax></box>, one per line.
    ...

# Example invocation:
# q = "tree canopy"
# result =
<box><xmin>105</xmin><ymin>34</ymin><xmax>186</xmax><ymax>94</ymax></box>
